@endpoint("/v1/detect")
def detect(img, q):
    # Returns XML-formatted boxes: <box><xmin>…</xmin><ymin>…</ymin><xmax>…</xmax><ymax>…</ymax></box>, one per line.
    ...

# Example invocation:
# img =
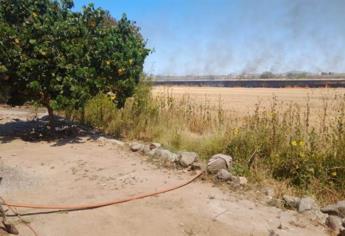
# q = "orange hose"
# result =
<box><xmin>2</xmin><ymin>171</ymin><xmax>203</xmax><ymax>210</ymax></box>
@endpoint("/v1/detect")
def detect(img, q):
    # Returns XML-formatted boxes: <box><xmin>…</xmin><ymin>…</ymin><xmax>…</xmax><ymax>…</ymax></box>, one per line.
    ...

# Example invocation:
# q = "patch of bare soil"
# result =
<box><xmin>0</xmin><ymin>106</ymin><xmax>328</xmax><ymax>235</ymax></box>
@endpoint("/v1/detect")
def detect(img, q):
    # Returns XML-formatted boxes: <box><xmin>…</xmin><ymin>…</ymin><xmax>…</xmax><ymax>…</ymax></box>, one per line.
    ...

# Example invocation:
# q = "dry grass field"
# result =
<box><xmin>153</xmin><ymin>86</ymin><xmax>345</xmax><ymax>117</ymax></box>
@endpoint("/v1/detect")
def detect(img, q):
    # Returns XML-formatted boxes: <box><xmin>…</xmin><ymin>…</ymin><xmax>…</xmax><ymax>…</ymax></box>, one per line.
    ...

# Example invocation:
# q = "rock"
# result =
<box><xmin>321</xmin><ymin>200</ymin><xmax>345</xmax><ymax>218</ymax></box>
<box><xmin>191</xmin><ymin>162</ymin><xmax>203</xmax><ymax>170</ymax></box>
<box><xmin>298</xmin><ymin>197</ymin><xmax>317</xmax><ymax>213</ymax></box>
<box><xmin>283</xmin><ymin>195</ymin><xmax>301</xmax><ymax>209</ymax></box>
<box><xmin>154</xmin><ymin>148</ymin><xmax>178</xmax><ymax>162</ymax></box>
<box><xmin>216</xmin><ymin>169</ymin><xmax>232</xmax><ymax>181</ymax></box>
<box><xmin>207</xmin><ymin>154</ymin><xmax>232</xmax><ymax>174</ymax></box>
<box><xmin>306</xmin><ymin>209</ymin><xmax>328</xmax><ymax>223</ymax></box>
<box><xmin>326</xmin><ymin>215</ymin><xmax>343</xmax><ymax>232</ymax></box>
<box><xmin>149</xmin><ymin>143</ymin><xmax>161</xmax><ymax>150</ymax></box>
<box><xmin>232</xmin><ymin>176</ymin><xmax>248</xmax><ymax>186</ymax></box>
<box><xmin>170</xmin><ymin>154</ymin><xmax>179</xmax><ymax>162</ymax></box>
<box><xmin>148</xmin><ymin>150</ymin><xmax>156</xmax><ymax>156</ymax></box>
<box><xmin>262</xmin><ymin>187</ymin><xmax>275</xmax><ymax>199</ymax></box>
<box><xmin>129</xmin><ymin>142</ymin><xmax>144</xmax><ymax>152</ymax></box>
<box><xmin>267</xmin><ymin>198</ymin><xmax>283</xmax><ymax>208</ymax></box>
<box><xmin>143</xmin><ymin>143</ymin><xmax>161</xmax><ymax>156</ymax></box>
<box><xmin>97</xmin><ymin>136</ymin><xmax>107</xmax><ymax>142</ymax></box>
<box><xmin>142</xmin><ymin>145</ymin><xmax>151</xmax><ymax>154</ymax></box>
<box><xmin>108</xmin><ymin>139</ymin><xmax>125</xmax><ymax>146</ymax></box>
<box><xmin>97</xmin><ymin>137</ymin><xmax>124</xmax><ymax>146</ymax></box>
<box><xmin>237</xmin><ymin>176</ymin><xmax>248</xmax><ymax>185</ymax></box>
<box><xmin>178</xmin><ymin>152</ymin><xmax>198</xmax><ymax>167</ymax></box>
<box><xmin>142</xmin><ymin>145</ymin><xmax>156</xmax><ymax>156</ymax></box>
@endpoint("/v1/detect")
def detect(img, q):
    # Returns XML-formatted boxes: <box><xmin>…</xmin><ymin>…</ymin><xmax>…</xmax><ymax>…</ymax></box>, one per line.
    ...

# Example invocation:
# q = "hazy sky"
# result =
<box><xmin>74</xmin><ymin>0</ymin><xmax>345</xmax><ymax>75</ymax></box>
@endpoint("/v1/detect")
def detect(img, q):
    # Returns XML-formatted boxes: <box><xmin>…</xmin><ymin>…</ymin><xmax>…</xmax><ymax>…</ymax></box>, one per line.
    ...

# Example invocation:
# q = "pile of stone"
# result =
<box><xmin>281</xmin><ymin>195</ymin><xmax>345</xmax><ymax>235</ymax></box>
<box><xmin>129</xmin><ymin>142</ymin><xmax>200</xmax><ymax>169</ymax></box>
<box><xmin>283</xmin><ymin>195</ymin><xmax>318</xmax><ymax>213</ymax></box>
<box><xmin>321</xmin><ymin>200</ymin><xmax>345</xmax><ymax>235</ymax></box>
<box><xmin>97</xmin><ymin>136</ymin><xmax>125</xmax><ymax>146</ymax></box>
<box><xmin>129</xmin><ymin>142</ymin><xmax>248</xmax><ymax>185</ymax></box>
<box><xmin>207</xmin><ymin>153</ymin><xmax>248</xmax><ymax>186</ymax></box>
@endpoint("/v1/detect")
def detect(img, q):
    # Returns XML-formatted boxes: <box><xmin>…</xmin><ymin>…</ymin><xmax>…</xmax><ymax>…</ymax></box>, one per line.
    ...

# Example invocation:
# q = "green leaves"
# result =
<box><xmin>0</xmin><ymin>65</ymin><xmax>7</xmax><ymax>73</ymax></box>
<box><xmin>28</xmin><ymin>80</ymin><xmax>40</xmax><ymax>90</ymax></box>
<box><xmin>29</xmin><ymin>39</ymin><xmax>36</xmax><ymax>44</ymax></box>
<box><xmin>0</xmin><ymin>0</ymin><xmax>150</xmax><ymax>111</ymax></box>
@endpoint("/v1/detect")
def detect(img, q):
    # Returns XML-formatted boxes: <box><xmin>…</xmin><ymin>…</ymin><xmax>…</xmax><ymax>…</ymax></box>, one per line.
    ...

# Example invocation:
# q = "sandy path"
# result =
<box><xmin>0</xmin><ymin>106</ymin><xmax>328</xmax><ymax>236</ymax></box>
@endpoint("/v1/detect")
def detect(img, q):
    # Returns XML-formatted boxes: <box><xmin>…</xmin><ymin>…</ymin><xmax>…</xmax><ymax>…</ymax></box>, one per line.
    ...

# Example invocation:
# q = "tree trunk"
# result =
<box><xmin>47</xmin><ymin>105</ymin><xmax>55</xmax><ymax>125</ymax></box>
<box><xmin>81</xmin><ymin>106</ymin><xmax>85</xmax><ymax>124</ymax></box>
<box><xmin>42</xmin><ymin>93</ymin><xmax>55</xmax><ymax>126</ymax></box>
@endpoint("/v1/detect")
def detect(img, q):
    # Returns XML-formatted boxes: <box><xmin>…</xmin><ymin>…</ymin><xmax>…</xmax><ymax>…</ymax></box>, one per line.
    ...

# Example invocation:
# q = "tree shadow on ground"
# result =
<box><xmin>0</xmin><ymin>115</ymin><xmax>100</xmax><ymax>146</ymax></box>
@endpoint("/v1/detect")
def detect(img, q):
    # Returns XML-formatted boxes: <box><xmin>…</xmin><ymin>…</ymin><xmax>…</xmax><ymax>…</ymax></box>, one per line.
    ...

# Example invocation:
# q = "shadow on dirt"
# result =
<box><xmin>0</xmin><ymin>115</ymin><xmax>100</xmax><ymax>146</ymax></box>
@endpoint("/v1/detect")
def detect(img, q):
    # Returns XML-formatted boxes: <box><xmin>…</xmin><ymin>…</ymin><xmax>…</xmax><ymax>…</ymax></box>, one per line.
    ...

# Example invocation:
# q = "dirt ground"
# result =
<box><xmin>0</xmin><ymin>106</ymin><xmax>329</xmax><ymax>236</ymax></box>
<box><xmin>153</xmin><ymin>86</ymin><xmax>345</xmax><ymax>116</ymax></box>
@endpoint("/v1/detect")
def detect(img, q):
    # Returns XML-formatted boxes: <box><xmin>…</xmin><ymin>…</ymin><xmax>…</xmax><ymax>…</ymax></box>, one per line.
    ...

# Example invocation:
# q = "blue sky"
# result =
<box><xmin>74</xmin><ymin>0</ymin><xmax>345</xmax><ymax>75</ymax></box>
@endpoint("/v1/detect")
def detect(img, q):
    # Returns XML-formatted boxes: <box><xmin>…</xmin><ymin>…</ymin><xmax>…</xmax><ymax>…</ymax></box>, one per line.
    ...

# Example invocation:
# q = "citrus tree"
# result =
<box><xmin>0</xmin><ymin>0</ymin><xmax>150</xmax><ymax>121</ymax></box>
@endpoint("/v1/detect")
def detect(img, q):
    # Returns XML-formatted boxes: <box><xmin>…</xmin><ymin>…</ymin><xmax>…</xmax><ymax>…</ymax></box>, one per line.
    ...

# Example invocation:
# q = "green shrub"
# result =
<box><xmin>84</xmin><ymin>80</ymin><xmax>159</xmax><ymax>139</ymax></box>
<box><xmin>84</xmin><ymin>94</ymin><xmax>117</xmax><ymax>129</ymax></box>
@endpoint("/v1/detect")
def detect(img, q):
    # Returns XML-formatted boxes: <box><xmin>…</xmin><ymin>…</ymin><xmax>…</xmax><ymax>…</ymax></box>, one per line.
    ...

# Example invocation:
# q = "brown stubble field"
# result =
<box><xmin>153</xmin><ymin>86</ymin><xmax>345</xmax><ymax>120</ymax></box>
